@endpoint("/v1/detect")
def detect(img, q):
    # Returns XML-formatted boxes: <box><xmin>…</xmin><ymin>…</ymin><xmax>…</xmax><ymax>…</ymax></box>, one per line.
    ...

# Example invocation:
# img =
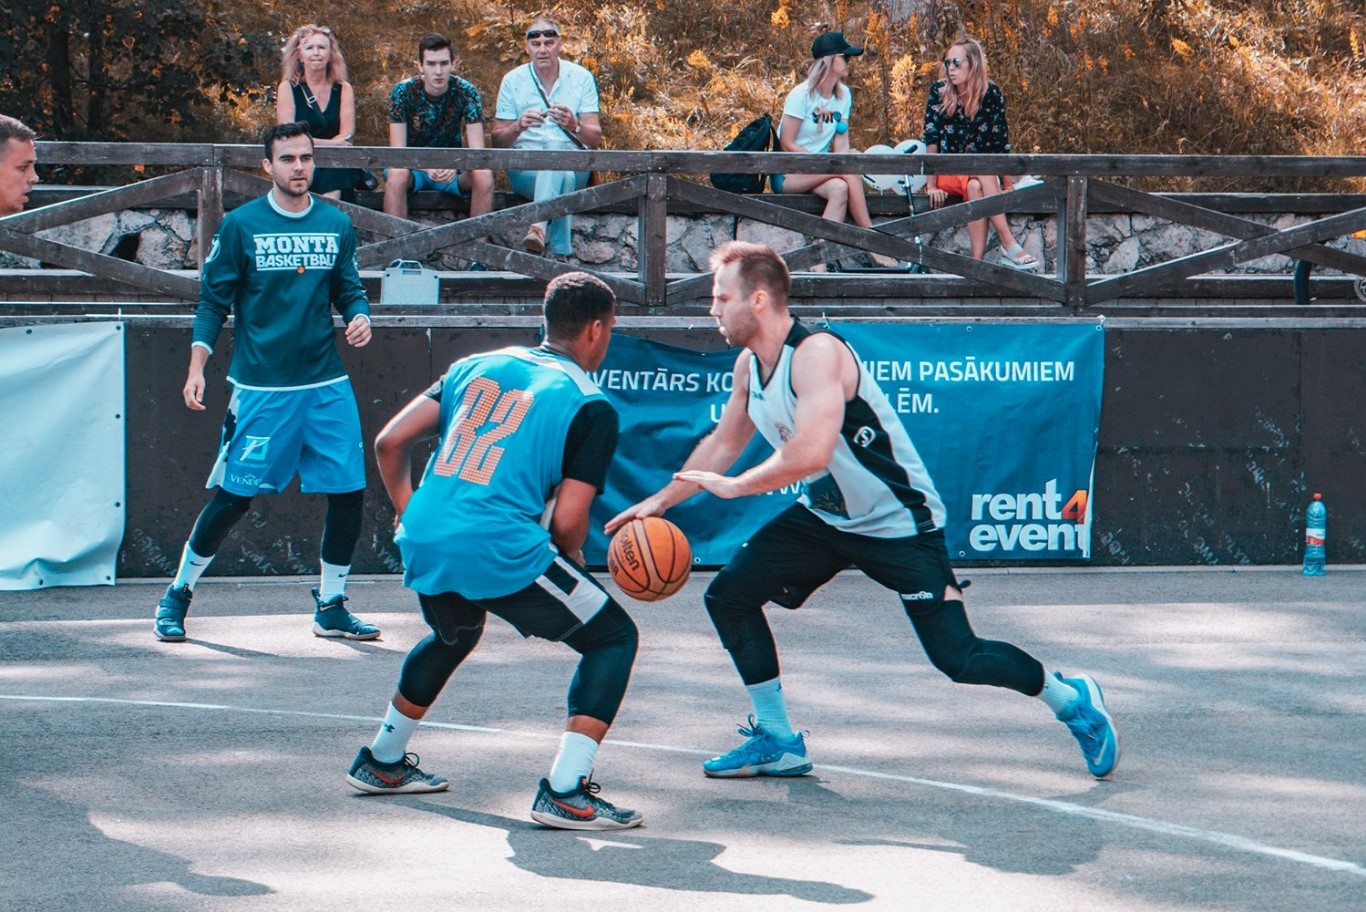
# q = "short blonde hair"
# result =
<box><xmin>280</xmin><ymin>25</ymin><xmax>349</xmax><ymax>86</ymax></box>
<box><xmin>709</xmin><ymin>241</ymin><xmax>791</xmax><ymax>305</ymax></box>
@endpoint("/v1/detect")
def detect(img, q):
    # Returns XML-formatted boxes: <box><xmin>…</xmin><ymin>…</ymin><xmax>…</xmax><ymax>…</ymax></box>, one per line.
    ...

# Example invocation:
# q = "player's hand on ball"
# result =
<box><xmin>605</xmin><ymin>496</ymin><xmax>666</xmax><ymax>534</ymax></box>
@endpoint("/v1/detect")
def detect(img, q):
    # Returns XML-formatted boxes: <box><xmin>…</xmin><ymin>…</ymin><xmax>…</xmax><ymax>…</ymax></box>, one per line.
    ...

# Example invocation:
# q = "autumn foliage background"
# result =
<box><xmin>3</xmin><ymin>0</ymin><xmax>1364</xmax><ymax>187</ymax></box>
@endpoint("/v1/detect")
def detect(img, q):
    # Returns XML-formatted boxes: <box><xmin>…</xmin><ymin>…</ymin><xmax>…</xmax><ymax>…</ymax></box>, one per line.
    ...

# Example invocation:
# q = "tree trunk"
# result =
<box><xmin>87</xmin><ymin>21</ymin><xmax>107</xmax><ymax>137</ymax></box>
<box><xmin>45</xmin><ymin>19</ymin><xmax>75</xmax><ymax>135</ymax></box>
<box><xmin>881</xmin><ymin>0</ymin><xmax>935</xmax><ymax>23</ymax></box>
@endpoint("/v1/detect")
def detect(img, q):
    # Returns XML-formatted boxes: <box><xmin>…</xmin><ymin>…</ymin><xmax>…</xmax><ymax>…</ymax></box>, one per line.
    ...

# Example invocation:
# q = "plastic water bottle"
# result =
<box><xmin>1302</xmin><ymin>493</ymin><xmax>1326</xmax><ymax>576</ymax></box>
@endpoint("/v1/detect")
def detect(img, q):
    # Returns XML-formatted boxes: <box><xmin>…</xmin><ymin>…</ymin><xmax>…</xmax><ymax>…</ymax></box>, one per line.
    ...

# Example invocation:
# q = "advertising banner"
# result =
<box><xmin>584</xmin><ymin>322</ymin><xmax>1104</xmax><ymax>565</ymax></box>
<box><xmin>0</xmin><ymin>322</ymin><xmax>126</xmax><ymax>589</ymax></box>
<box><xmin>833</xmin><ymin>322</ymin><xmax>1104</xmax><ymax>561</ymax></box>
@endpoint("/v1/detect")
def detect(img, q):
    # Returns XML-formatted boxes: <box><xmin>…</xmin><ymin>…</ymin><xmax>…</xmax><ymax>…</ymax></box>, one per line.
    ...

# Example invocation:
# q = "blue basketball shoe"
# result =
<box><xmin>1054</xmin><ymin>672</ymin><xmax>1121</xmax><ymax>779</ymax></box>
<box><xmin>311</xmin><ymin>589</ymin><xmax>381</xmax><ymax>640</ymax></box>
<box><xmin>154</xmin><ymin>584</ymin><xmax>192</xmax><ymax>642</ymax></box>
<box><xmin>702</xmin><ymin>716</ymin><xmax>812</xmax><ymax>778</ymax></box>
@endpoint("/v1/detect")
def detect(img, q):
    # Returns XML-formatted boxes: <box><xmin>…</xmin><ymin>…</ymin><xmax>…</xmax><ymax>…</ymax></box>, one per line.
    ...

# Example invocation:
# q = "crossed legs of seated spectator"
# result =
<box><xmin>508</xmin><ymin>169</ymin><xmax>591</xmax><ymax>257</ymax></box>
<box><xmin>963</xmin><ymin>174</ymin><xmax>1036</xmax><ymax>267</ymax></box>
<box><xmin>780</xmin><ymin>173</ymin><xmax>899</xmax><ymax>268</ymax></box>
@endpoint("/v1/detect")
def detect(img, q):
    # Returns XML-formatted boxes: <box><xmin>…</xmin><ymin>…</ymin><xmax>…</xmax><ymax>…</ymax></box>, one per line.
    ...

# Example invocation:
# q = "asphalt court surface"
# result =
<box><xmin>2</xmin><ymin>568</ymin><xmax>1363</xmax><ymax>911</ymax></box>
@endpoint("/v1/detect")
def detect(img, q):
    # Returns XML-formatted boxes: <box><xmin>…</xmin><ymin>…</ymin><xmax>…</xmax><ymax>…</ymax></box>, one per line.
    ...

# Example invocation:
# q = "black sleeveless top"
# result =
<box><xmin>290</xmin><ymin>81</ymin><xmax>342</xmax><ymax>141</ymax></box>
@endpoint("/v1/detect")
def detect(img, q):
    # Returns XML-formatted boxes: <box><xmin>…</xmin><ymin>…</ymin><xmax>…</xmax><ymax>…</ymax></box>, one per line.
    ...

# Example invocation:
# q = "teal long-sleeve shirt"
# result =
<box><xmin>193</xmin><ymin>192</ymin><xmax>370</xmax><ymax>389</ymax></box>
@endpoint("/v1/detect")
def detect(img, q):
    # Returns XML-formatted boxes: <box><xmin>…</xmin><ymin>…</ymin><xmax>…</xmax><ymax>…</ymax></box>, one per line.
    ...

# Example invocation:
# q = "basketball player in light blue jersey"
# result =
<box><xmin>348</xmin><ymin>272</ymin><xmax>643</xmax><ymax>831</ymax></box>
<box><xmin>153</xmin><ymin>122</ymin><xmax>379</xmax><ymax>643</ymax></box>
<box><xmin>609</xmin><ymin>241</ymin><xmax>1120</xmax><ymax>781</ymax></box>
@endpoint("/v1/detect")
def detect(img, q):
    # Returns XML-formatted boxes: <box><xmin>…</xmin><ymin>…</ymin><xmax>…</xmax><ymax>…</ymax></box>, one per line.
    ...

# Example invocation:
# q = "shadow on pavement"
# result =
<box><xmin>398</xmin><ymin>796</ymin><xmax>874</xmax><ymax>903</ymax></box>
<box><xmin>0</xmin><ymin>780</ymin><xmax>271</xmax><ymax>908</ymax></box>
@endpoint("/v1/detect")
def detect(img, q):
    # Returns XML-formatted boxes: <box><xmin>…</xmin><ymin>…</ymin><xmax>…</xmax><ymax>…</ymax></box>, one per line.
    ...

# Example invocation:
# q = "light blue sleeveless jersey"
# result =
<box><xmin>396</xmin><ymin>346</ymin><xmax>608</xmax><ymax>599</ymax></box>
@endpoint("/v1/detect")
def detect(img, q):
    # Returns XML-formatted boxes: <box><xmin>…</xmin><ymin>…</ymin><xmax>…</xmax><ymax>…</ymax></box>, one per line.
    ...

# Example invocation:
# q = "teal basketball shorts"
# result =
<box><xmin>206</xmin><ymin>379</ymin><xmax>365</xmax><ymax>496</ymax></box>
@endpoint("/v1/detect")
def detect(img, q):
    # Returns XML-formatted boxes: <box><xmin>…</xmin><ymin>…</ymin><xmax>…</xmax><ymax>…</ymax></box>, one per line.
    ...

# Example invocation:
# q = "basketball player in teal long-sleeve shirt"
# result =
<box><xmin>154</xmin><ymin>122</ymin><xmax>380</xmax><ymax>643</ymax></box>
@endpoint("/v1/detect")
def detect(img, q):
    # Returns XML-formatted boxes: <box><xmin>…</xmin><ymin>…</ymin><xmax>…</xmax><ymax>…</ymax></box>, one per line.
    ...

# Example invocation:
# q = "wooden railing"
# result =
<box><xmin>4</xmin><ymin>143</ymin><xmax>1365</xmax><ymax>308</ymax></box>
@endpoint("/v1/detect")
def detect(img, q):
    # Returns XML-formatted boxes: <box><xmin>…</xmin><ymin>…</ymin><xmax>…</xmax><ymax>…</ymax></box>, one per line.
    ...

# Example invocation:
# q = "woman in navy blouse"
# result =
<box><xmin>922</xmin><ymin>37</ymin><xmax>1037</xmax><ymax>268</ymax></box>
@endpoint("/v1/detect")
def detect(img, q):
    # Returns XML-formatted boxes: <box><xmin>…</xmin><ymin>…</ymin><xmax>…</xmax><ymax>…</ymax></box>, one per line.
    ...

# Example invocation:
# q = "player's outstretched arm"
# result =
<box><xmin>604</xmin><ymin>350</ymin><xmax>757</xmax><ymax>533</ymax></box>
<box><xmin>680</xmin><ymin>335</ymin><xmax>846</xmax><ymax>499</ymax></box>
<box><xmin>374</xmin><ymin>393</ymin><xmax>440</xmax><ymax>520</ymax></box>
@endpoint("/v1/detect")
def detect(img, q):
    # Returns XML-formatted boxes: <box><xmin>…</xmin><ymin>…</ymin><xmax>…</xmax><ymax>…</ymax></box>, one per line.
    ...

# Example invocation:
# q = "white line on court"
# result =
<box><xmin>3</xmin><ymin>693</ymin><xmax>1362</xmax><ymax>879</ymax></box>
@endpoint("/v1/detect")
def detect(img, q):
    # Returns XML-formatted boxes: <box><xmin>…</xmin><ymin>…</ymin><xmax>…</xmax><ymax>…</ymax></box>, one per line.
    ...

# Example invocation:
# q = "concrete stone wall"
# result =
<box><xmin>7</xmin><ymin>207</ymin><xmax>1364</xmax><ymax>276</ymax></box>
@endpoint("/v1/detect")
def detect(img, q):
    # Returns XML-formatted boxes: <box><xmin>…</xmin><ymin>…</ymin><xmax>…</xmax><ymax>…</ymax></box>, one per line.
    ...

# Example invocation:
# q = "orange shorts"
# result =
<box><xmin>934</xmin><ymin>174</ymin><xmax>972</xmax><ymax>198</ymax></box>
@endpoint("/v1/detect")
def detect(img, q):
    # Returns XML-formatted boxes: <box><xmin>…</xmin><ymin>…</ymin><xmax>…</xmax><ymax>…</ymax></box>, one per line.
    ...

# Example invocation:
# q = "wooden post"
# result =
<box><xmin>196</xmin><ymin>162</ymin><xmax>224</xmax><ymax>268</ymax></box>
<box><xmin>1058</xmin><ymin>175</ymin><xmax>1088</xmax><ymax>308</ymax></box>
<box><xmin>640</xmin><ymin>173</ymin><xmax>667</xmax><ymax>307</ymax></box>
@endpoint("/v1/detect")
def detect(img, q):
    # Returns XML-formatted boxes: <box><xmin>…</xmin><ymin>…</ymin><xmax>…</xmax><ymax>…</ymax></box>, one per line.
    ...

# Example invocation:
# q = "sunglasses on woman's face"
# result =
<box><xmin>943</xmin><ymin>56</ymin><xmax>966</xmax><ymax>69</ymax></box>
<box><xmin>526</xmin><ymin>29</ymin><xmax>559</xmax><ymax>39</ymax></box>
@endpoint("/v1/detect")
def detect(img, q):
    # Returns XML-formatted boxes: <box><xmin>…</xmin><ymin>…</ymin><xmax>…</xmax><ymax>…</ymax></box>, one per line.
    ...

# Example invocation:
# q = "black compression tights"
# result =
<box><xmin>397</xmin><ymin>600</ymin><xmax>638</xmax><ymax>723</ymax></box>
<box><xmin>705</xmin><ymin>583</ymin><xmax>1044</xmax><ymax>696</ymax></box>
<box><xmin>908</xmin><ymin>600</ymin><xmax>1045</xmax><ymax>696</ymax></box>
<box><xmin>187</xmin><ymin>489</ymin><xmax>253</xmax><ymax>556</ymax></box>
<box><xmin>321</xmin><ymin>489</ymin><xmax>364</xmax><ymax>566</ymax></box>
<box><xmin>187</xmin><ymin>488</ymin><xmax>364</xmax><ymax>565</ymax></box>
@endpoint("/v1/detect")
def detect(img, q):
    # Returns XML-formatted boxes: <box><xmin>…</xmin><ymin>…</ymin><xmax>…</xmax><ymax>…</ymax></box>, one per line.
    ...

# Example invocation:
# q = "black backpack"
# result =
<box><xmin>710</xmin><ymin>113</ymin><xmax>776</xmax><ymax>194</ymax></box>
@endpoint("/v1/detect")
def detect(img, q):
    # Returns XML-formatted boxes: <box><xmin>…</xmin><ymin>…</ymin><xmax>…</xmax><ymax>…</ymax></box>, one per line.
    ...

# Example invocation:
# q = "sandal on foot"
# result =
<box><xmin>1001</xmin><ymin>243</ymin><xmax>1038</xmax><ymax>269</ymax></box>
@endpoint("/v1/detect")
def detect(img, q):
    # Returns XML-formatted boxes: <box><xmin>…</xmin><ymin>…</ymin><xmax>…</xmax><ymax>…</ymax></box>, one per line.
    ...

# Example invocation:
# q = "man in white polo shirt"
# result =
<box><xmin>492</xmin><ymin>16</ymin><xmax>601</xmax><ymax>257</ymax></box>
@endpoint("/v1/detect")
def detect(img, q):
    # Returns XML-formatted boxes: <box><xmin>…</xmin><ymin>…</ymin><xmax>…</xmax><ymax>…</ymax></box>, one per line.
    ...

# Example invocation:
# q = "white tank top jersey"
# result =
<box><xmin>746</xmin><ymin>321</ymin><xmax>947</xmax><ymax>539</ymax></box>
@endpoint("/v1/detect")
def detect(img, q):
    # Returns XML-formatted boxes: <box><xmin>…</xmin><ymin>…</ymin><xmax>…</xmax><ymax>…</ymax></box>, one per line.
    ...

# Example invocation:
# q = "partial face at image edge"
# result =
<box><xmin>0</xmin><ymin>137</ymin><xmax>38</xmax><ymax>216</ymax></box>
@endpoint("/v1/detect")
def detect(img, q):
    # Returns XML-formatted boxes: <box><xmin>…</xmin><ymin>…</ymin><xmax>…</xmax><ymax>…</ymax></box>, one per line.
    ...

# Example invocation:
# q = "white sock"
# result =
<box><xmin>319</xmin><ymin>560</ymin><xmax>351</xmax><ymax>601</ymax></box>
<box><xmin>1038</xmin><ymin>670</ymin><xmax>1080</xmax><ymax>715</ymax></box>
<box><xmin>548</xmin><ymin>731</ymin><xmax>599</xmax><ymax>793</ymax></box>
<box><xmin>171</xmin><ymin>544</ymin><xmax>214</xmax><ymax>591</ymax></box>
<box><xmin>370</xmin><ymin>703</ymin><xmax>421</xmax><ymax>764</ymax></box>
<box><xmin>747</xmin><ymin>678</ymin><xmax>795</xmax><ymax>739</ymax></box>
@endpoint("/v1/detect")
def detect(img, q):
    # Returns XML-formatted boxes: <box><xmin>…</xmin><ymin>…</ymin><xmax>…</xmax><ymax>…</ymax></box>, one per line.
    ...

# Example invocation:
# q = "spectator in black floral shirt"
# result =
<box><xmin>384</xmin><ymin>32</ymin><xmax>493</xmax><ymax>235</ymax></box>
<box><xmin>922</xmin><ymin>37</ymin><xmax>1037</xmax><ymax>269</ymax></box>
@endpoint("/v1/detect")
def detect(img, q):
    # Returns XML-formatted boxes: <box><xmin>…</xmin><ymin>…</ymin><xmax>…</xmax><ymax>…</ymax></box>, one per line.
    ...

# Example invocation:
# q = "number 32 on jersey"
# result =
<box><xmin>433</xmin><ymin>377</ymin><xmax>534</xmax><ymax>485</ymax></box>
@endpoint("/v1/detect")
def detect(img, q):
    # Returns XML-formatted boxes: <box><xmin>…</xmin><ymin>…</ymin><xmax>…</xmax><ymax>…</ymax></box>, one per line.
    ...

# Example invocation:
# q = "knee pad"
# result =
<box><xmin>567</xmin><ymin>600</ymin><xmax>638</xmax><ymax>657</ymax></box>
<box><xmin>704</xmin><ymin>576</ymin><xmax>766</xmax><ymax>653</ymax></box>
<box><xmin>909</xmin><ymin>599</ymin><xmax>976</xmax><ymax>681</ymax></box>
<box><xmin>398</xmin><ymin>633</ymin><xmax>471</xmax><ymax>708</ymax></box>
<box><xmin>564</xmin><ymin>601</ymin><xmax>638</xmax><ymax>723</ymax></box>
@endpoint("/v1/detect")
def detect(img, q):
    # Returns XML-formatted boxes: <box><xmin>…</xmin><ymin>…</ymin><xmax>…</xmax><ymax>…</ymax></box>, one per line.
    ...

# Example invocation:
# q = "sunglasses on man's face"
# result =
<box><xmin>526</xmin><ymin>29</ymin><xmax>559</xmax><ymax>40</ymax></box>
<box><xmin>943</xmin><ymin>56</ymin><xmax>966</xmax><ymax>69</ymax></box>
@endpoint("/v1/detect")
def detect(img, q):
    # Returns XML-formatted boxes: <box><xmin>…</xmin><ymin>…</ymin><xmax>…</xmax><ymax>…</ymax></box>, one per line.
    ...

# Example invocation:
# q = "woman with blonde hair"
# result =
<box><xmin>276</xmin><ymin>24</ymin><xmax>365</xmax><ymax>198</ymax></box>
<box><xmin>775</xmin><ymin>31</ymin><xmax>898</xmax><ymax>268</ymax></box>
<box><xmin>922</xmin><ymin>36</ymin><xmax>1037</xmax><ymax>268</ymax></box>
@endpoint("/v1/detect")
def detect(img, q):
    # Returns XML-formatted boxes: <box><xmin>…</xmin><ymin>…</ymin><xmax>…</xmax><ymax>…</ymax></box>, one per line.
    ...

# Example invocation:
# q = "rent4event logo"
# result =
<box><xmin>967</xmin><ymin>478</ymin><xmax>1091</xmax><ymax>557</ymax></box>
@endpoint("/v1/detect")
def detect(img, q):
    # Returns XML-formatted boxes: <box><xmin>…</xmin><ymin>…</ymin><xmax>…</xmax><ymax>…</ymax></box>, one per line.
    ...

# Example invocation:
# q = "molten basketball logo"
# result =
<box><xmin>615</xmin><ymin>533</ymin><xmax>643</xmax><ymax>572</ymax></box>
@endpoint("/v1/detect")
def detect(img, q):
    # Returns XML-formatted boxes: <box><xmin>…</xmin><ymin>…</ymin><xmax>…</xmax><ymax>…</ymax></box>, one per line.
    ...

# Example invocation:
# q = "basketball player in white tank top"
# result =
<box><xmin>608</xmin><ymin>241</ymin><xmax>1120</xmax><ymax>782</ymax></box>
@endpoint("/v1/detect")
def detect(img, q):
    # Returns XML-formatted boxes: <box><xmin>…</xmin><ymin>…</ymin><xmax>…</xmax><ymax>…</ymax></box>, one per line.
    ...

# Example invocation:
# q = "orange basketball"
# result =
<box><xmin>607</xmin><ymin>517</ymin><xmax>692</xmax><ymax>601</ymax></box>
